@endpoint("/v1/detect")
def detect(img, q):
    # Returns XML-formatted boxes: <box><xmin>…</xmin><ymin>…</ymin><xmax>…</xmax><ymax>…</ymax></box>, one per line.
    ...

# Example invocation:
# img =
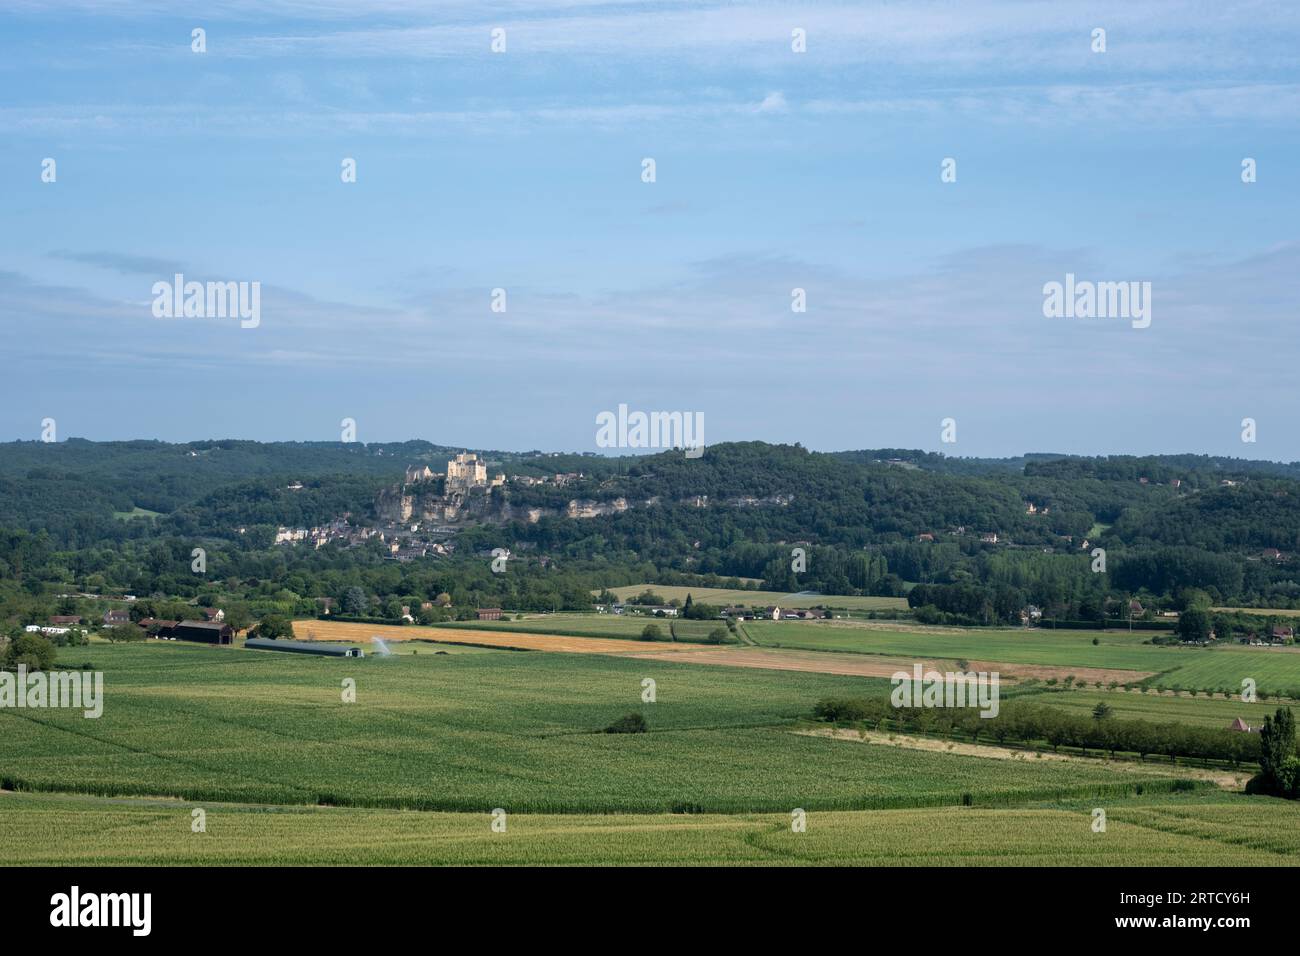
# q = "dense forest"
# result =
<box><xmin>0</xmin><ymin>439</ymin><xmax>1297</xmax><ymax>633</ymax></box>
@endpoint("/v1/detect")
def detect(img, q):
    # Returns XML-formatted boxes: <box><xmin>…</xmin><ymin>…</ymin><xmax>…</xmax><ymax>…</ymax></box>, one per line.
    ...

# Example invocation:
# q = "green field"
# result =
<box><xmin>2</xmin><ymin>790</ymin><xmax>1295</xmax><ymax>865</ymax></box>
<box><xmin>1214</xmin><ymin>607</ymin><xmax>1300</xmax><ymax>618</ymax></box>
<box><xmin>1147</xmin><ymin>645</ymin><xmax>1300</xmax><ymax>696</ymax></box>
<box><xmin>6</xmin><ymin>638</ymin><xmax>1299</xmax><ymax>866</ymax></box>
<box><xmin>746</xmin><ymin>621</ymin><xmax>1300</xmax><ymax>695</ymax></box>
<box><xmin>112</xmin><ymin>506</ymin><xmax>162</xmax><ymax>520</ymax></box>
<box><xmin>603</xmin><ymin>584</ymin><xmax>908</xmax><ymax>611</ymax></box>
<box><xmin>1</xmin><ymin>643</ymin><xmax>1192</xmax><ymax>815</ymax></box>
<box><xmin>1017</xmin><ymin>687</ymin><xmax>1268</xmax><ymax>729</ymax></box>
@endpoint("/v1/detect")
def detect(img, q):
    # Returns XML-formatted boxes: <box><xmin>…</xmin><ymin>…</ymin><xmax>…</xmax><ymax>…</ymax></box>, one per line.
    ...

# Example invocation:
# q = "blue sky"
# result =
<box><xmin>1</xmin><ymin>0</ymin><xmax>1297</xmax><ymax>458</ymax></box>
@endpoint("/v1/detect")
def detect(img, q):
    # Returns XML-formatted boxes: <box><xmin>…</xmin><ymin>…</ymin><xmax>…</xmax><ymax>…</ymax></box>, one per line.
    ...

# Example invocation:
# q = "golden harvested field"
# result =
<box><xmin>1214</xmin><ymin>607</ymin><xmax>1300</xmax><ymax>618</ymax></box>
<box><xmin>293</xmin><ymin>620</ymin><xmax>1148</xmax><ymax>684</ymax></box>
<box><xmin>292</xmin><ymin>619</ymin><xmax>705</xmax><ymax>655</ymax></box>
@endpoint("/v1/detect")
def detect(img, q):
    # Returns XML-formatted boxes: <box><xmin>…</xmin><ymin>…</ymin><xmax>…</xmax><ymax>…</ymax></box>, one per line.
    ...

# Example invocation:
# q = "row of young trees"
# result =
<box><xmin>814</xmin><ymin>697</ymin><xmax>1270</xmax><ymax>767</ymax></box>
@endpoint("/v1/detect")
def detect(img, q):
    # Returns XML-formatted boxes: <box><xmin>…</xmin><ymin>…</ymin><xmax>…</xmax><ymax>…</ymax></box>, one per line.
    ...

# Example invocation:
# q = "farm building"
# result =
<box><xmin>173</xmin><ymin>620</ymin><xmax>234</xmax><ymax>644</ymax></box>
<box><xmin>245</xmin><ymin>638</ymin><xmax>364</xmax><ymax>658</ymax></box>
<box><xmin>476</xmin><ymin>608</ymin><xmax>503</xmax><ymax>621</ymax></box>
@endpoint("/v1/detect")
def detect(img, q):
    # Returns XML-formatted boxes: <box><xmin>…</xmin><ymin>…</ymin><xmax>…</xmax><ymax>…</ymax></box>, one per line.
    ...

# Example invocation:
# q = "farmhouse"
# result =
<box><xmin>476</xmin><ymin>608</ymin><xmax>503</xmax><ymax>621</ymax></box>
<box><xmin>102</xmin><ymin>610</ymin><xmax>130</xmax><ymax>626</ymax></box>
<box><xmin>173</xmin><ymin>620</ymin><xmax>234</xmax><ymax>644</ymax></box>
<box><xmin>625</xmin><ymin>604</ymin><xmax>679</xmax><ymax>617</ymax></box>
<box><xmin>245</xmin><ymin>637</ymin><xmax>364</xmax><ymax>658</ymax></box>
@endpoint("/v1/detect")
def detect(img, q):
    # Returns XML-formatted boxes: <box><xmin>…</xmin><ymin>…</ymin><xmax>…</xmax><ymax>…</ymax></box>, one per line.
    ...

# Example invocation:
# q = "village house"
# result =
<box><xmin>780</xmin><ymin>609</ymin><xmax>826</xmax><ymax>621</ymax></box>
<box><xmin>628</xmin><ymin>604</ymin><xmax>679</xmax><ymax>618</ymax></box>
<box><xmin>980</xmin><ymin>532</ymin><xmax>999</xmax><ymax>544</ymax></box>
<box><xmin>102</xmin><ymin>609</ymin><xmax>130</xmax><ymax>626</ymax></box>
<box><xmin>476</xmin><ymin>608</ymin><xmax>503</xmax><ymax>621</ymax></box>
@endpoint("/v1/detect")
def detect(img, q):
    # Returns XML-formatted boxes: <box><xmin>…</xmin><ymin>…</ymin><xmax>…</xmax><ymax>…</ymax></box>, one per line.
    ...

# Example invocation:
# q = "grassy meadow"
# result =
<box><xmin>2</xmin><ymin>790</ymin><xmax>1295</xmax><ymax>866</ymax></box>
<box><xmin>746</xmin><ymin>621</ymin><xmax>1300</xmax><ymax>696</ymax></box>
<box><xmin>5</xmin><ymin>626</ymin><xmax>1299</xmax><ymax>866</ymax></box>
<box><xmin>2</xmin><ymin>642</ymin><xmax>1193</xmax><ymax>815</ymax></box>
<box><xmin>601</xmin><ymin>584</ymin><xmax>908</xmax><ymax>611</ymax></box>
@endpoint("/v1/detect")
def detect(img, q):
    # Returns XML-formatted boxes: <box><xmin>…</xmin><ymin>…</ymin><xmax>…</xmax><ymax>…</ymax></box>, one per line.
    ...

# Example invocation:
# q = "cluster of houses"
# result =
<box><xmin>511</xmin><ymin>471</ymin><xmax>585</xmax><ymax>488</ymax></box>
<box><xmin>594</xmin><ymin>603</ymin><xmax>828</xmax><ymax>621</ymax></box>
<box><xmin>916</xmin><ymin>528</ymin><xmax>1003</xmax><ymax>544</ymax></box>
<box><xmin>1245</xmin><ymin>625</ymin><xmax>1294</xmax><ymax>646</ymax></box>
<box><xmin>25</xmin><ymin>608</ymin><xmax>236</xmax><ymax>645</ymax></box>
<box><xmin>271</xmin><ymin>518</ymin><xmax>457</xmax><ymax>563</ymax></box>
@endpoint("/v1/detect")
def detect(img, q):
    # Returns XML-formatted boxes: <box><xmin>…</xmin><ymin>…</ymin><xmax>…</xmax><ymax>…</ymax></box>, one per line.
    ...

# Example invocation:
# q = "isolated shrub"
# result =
<box><xmin>604</xmin><ymin>712</ymin><xmax>648</xmax><ymax>734</ymax></box>
<box><xmin>813</xmin><ymin>697</ymin><xmax>872</xmax><ymax>723</ymax></box>
<box><xmin>639</xmin><ymin>624</ymin><xmax>663</xmax><ymax>641</ymax></box>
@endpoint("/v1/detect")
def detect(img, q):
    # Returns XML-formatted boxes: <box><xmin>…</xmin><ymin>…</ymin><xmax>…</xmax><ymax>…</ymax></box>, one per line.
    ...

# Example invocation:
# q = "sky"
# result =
<box><xmin>1</xmin><ymin>0</ymin><xmax>1297</xmax><ymax>459</ymax></box>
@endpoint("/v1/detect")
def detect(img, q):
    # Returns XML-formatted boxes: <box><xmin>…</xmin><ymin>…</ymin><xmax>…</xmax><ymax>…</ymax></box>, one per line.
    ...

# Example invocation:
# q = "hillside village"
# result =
<box><xmin>268</xmin><ymin>452</ymin><xmax>799</xmax><ymax>563</ymax></box>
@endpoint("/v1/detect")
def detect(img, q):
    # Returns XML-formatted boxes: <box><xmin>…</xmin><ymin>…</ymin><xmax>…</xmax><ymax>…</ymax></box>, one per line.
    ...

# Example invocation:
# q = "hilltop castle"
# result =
<box><xmin>402</xmin><ymin>453</ymin><xmax>504</xmax><ymax>494</ymax></box>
